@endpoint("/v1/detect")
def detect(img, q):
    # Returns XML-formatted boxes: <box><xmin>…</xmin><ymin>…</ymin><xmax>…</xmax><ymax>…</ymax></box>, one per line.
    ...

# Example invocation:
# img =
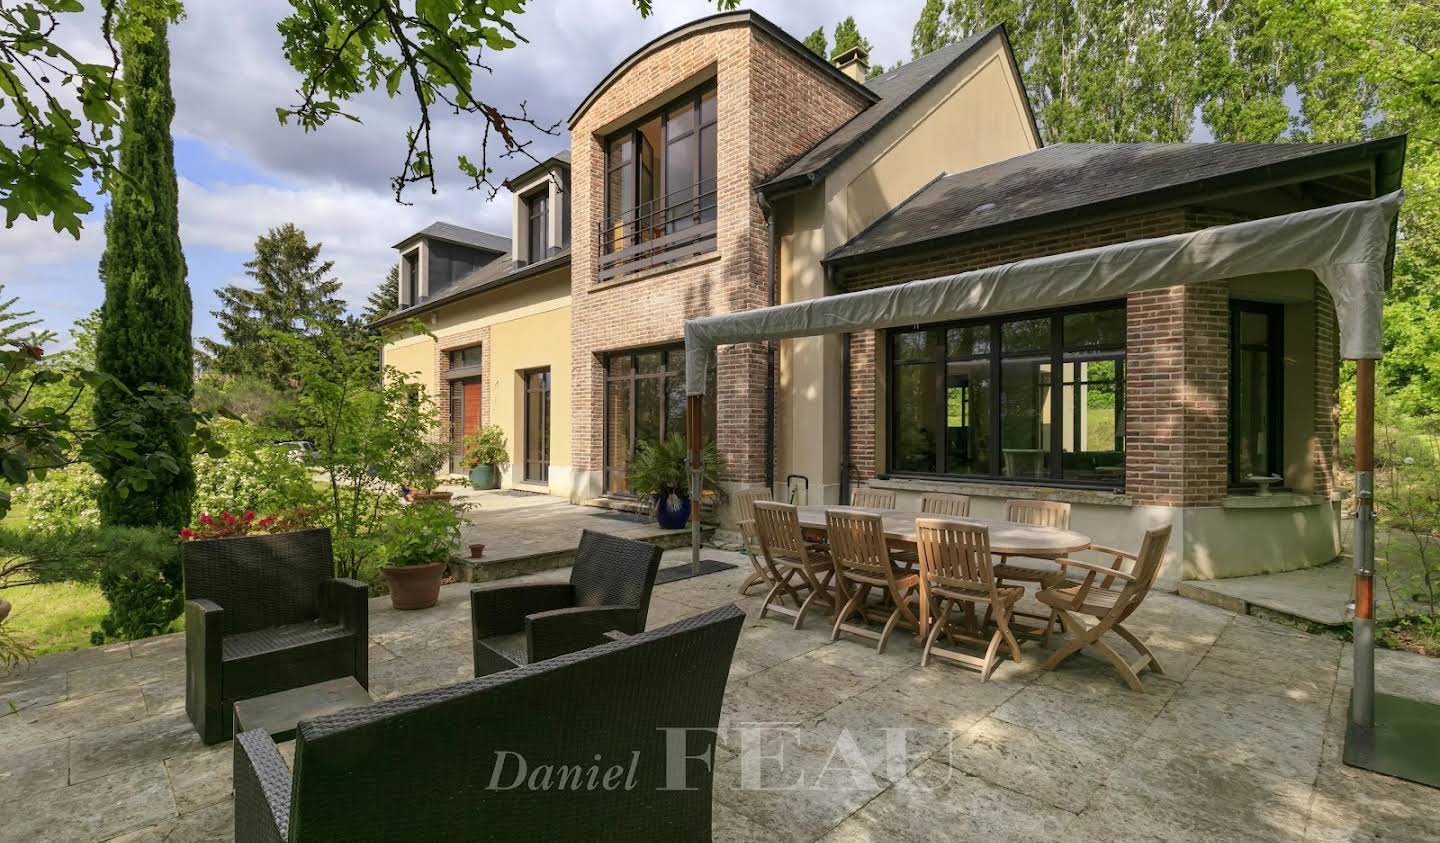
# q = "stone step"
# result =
<box><xmin>446</xmin><ymin>525</ymin><xmax>714</xmax><ymax>583</ymax></box>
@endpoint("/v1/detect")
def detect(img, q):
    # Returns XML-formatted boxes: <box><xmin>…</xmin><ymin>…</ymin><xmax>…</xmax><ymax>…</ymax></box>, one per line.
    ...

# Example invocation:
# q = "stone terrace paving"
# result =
<box><xmin>2</xmin><ymin>547</ymin><xmax>1439</xmax><ymax>842</ymax></box>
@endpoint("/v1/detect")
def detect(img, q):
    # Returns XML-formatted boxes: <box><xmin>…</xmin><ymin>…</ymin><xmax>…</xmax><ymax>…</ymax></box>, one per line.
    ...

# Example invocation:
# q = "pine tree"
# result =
<box><xmin>363</xmin><ymin>264</ymin><xmax>400</xmax><ymax>326</ymax></box>
<box><xmin>831</xmin><ymin>16</ymin><xmax>872</xmax><ymax>58</ymax></box>
<box><xmin>95</xmin><ymin>9</ymin><xmax>193</xmax><ymax>530</ymax></box>
<box><xmin>199</xmin><ymin>223</ymin><xmax>346</xmax><ymax>388</ymax></box>
<box><xmin>802</xmin><ymin>26</ymin><xmax>827</xmax><ymax>58</ymax></box>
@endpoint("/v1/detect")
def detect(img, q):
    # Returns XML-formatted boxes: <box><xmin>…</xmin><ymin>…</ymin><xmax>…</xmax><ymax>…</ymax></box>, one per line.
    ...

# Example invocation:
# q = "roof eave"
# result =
<box><xmin>824</xmin><ymin>136</ymin><xmax>1409</xmax><ymax>269</ymax></box>
<box><xmin>568</xmin><ymin>10</ymin><xmax>877</xmax><ymax>130</ymax></box>
<box><xmin>757</xmin><ymin>25</ymin><xmax>1006</xmax><ymax>195</ymax></box>
<box><xmin>502</xmin><ymin>155</ymin><xmax>571</xmax><ymax>191</ymax></box>
<box><xmin>370</xmin><ymin>253</ymin><xmax>572</xmax><ymax>329</ymax></box>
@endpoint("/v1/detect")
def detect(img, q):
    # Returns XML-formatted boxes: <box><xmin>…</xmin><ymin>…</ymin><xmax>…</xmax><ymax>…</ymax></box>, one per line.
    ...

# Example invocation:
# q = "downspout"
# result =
<box><xmin>758</xmin><ymin>192</ymin><xmax>778</xmax><ymax>496</ymax></box>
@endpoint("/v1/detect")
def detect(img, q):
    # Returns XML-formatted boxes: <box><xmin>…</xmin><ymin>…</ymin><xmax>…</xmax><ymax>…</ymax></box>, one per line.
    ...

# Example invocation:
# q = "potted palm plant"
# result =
<box><xmin>465</xmin><ymin>425</ymin><xmax>509</xmax><ymax>491</ymax></box>
<box><xmin>378</xmin><ymin>502</ymin><xmax>461</xmax><ymax>610</ymax></box>
<box><xmin>628</xmin><ymin>434</ymin><xmax>720</xmax><ymax>530</ymax></box>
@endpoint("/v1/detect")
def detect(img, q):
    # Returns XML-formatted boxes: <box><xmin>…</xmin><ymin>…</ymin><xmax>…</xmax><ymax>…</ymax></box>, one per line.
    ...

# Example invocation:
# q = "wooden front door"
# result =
<box><xmin>450</xmin><ymin>377</ymin><xmax>483</xmax><ymax>473</ymax></box>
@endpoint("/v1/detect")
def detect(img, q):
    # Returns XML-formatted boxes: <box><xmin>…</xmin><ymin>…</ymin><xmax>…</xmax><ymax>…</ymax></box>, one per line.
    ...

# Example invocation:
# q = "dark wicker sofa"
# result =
<box><xmin>470</xmin><ymin>529</ymin><xmax>662</xmax><ymax>676</ymax></box>
<box><xmin>182</xmin><ymin>528</ymin><xmax>368</xmax><ymax>744</ymax></box>
<box><xmin>234</xmin><ymin>603</ymin><xmax>743</xmax><ymax>843</ymax></box>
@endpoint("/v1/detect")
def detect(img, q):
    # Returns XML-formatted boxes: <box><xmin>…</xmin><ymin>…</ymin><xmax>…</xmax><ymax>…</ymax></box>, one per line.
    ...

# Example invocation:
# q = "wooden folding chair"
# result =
<box><xmin>1036</xmin><ymin>525</ymin><xmax>1172</xmax><ymax>691</ymax></box>
<box><xmin>825</xmin><ymin>509</ymin><xmax>921</xmax><ymax>653</ymax></box>
<box><xmin>753</xmin><ymin>501</ymin><xmax>835</xmax><ymax>630</ymax></box>
<box><xmin>992</xmin><ymin>499</ymin><xmax>1072</xmax><ymax>638</ymax></box>
<box><xmin>914</xmin><ymin>518</ymin><xmax>1024</xmax><ymax>680</ymax></box>
<box><xmin>733</xmin><ymin>488</ymin><xmax>775</xmax><ymax>596</ymax></box>
<box><xmin>850</xmin><ymin>486</ymin><xmax>896</xmax><ymax>509</ymax></box>
<box><xmin>920</xmin><ymin>493</ymin><xmax>971</xmax><ymax>517</ymax></box>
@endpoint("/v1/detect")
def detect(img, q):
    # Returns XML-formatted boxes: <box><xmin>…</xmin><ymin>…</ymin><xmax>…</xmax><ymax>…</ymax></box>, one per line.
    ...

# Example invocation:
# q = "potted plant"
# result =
<box><xmin>628</xmin><ymin>434</ymin><xmax>721</xmax><ymax>530</ymax></box>
<box><xmin>405</xmin><ymin>441</ymin><xmax>452</xmax><ymax>504</ymax></box>
<box><xmin>378</xmin><ymin>502</ymin><xmax>461</xmax><ymax>610</ymax></box>
<box><xmin>465</xmin><ymin>425</ymin><xmax>509</xmax><ymax>491</ymax></box>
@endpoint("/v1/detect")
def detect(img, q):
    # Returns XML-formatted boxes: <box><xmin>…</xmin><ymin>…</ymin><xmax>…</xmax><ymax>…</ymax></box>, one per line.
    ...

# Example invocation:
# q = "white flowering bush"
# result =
<box><xmin>191</xmin><ymin>419</ymin><xmax>323</xmax><ymax>521</ymax></box>
<box><xmin>11</xmin><ymin>464</ymin><xmax>102</xmax><ymax>533</ymax></box>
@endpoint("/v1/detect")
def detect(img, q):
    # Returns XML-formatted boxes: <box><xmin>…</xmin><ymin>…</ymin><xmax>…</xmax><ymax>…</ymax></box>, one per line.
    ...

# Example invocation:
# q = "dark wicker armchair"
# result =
<box><xmin>470</xmin><ymin>529</ymin><xmax>662</xmax><ymax>676</ymax></box>
<box><xmin>234</xmin><ymin>603</ymin><xmax>743</xmax><ymax>843</ymax></box>
<box><xmin>182</xmin><ymin>528</ymin><xmax>368</xmax><ymax>745</ymax></box>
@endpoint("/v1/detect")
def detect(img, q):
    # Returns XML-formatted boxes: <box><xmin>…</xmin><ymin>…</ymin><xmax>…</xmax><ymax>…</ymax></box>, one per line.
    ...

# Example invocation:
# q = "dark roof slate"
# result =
<box><xmin>393</xmin><ymin>222</ymin><xmax>511</xmax><ymax>253</ymax></box>
<box><xmin>827</xmin><ymin>140</ymin><xmax>1397</xmax><ymax>262</ymax></box>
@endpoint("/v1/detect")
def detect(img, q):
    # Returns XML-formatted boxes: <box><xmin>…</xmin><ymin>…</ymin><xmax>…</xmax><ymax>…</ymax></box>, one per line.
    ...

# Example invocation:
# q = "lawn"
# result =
<box><xmin>4</xmin><ymin>580</ymin><xmax>109</xmax><ymax>656</ymax></box>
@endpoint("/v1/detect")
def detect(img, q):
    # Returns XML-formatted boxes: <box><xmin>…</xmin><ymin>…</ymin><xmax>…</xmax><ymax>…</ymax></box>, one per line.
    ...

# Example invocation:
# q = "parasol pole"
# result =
<box><xmin>688</xmin><ymin>394</ymin><xmax>703</xmax><ymax>576</ymax></box>
<box><xmin>1351</xmin><ymin>358</ymin><xmax>1376</xmax><ymax>729</ymax></box>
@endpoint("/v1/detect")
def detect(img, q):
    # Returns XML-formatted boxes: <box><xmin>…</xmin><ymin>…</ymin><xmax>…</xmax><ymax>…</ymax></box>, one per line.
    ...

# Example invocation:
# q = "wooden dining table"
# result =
<box><xmin>793</xmin><ymin>505</ymin><xmax>1092</xmax><ymax>640</ymax></box>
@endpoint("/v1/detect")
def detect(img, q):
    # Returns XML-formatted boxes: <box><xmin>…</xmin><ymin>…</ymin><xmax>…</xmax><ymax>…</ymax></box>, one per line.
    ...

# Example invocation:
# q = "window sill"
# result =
<box><xmin>869</xmin><ymin>476</ymin><xmax>1133</xmax><ymax>507</ymax></box>
<box><xmin>1221</xmin><ymin>492</ymin><xmax>1332</xmax><ymax>510</ymax></box>
<box><xmin>591</xmin><ymin>251</ymin><xmax>720</xmax><ymax>291</ymax></box>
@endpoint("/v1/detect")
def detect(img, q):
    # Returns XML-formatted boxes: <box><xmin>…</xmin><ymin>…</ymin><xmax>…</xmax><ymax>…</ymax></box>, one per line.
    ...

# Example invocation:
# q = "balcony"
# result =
<box><xmin>598</xmin><ymin>178</ymin><xmax>717</xmax><ymax>283</ymax></box>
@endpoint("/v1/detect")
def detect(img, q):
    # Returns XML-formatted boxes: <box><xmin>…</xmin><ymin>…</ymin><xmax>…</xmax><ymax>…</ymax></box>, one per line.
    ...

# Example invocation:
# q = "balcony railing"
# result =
<box><xmin>598</xmin><ymin>178</ymin><xmax>717</xmax><ymax>282</ymax></box>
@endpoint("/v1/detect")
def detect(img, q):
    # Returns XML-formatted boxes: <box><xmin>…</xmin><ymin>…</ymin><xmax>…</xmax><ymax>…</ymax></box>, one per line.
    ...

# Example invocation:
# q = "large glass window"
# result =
<box><xmin>524</xmin><ymin>368</ymin><xmax>550</xmax><ymax>483</ymax></box>
<box><xmin>525</xmin><ymin>190</ymin><xmax>548</xmax><ymax>262</ymax></box>
<box><xmin>603</xmin><ymin>345</ymin><xmax>716</xmax><ymax>496</ymax></box>
<box><xmin>600</xmin><ymin>82</ymin><xmax>717</xmax><ymax>274</ymax></box>
<box><xmin>888</xmin><ymin>304</ymin><xmax>1126</xmax><ymax>486</ymax></box>
<box><xmin>1229</xmin><ymin>301</ymin><xmax>1283</xmax><ymax>485</ymax></box>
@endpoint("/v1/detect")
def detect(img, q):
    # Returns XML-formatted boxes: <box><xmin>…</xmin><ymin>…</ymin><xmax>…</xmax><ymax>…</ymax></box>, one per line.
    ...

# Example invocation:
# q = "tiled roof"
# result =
<box><xmin>827</xmin><ymin>140</ymin><xmax>1400</xmax><ymax>263</ymax></box>
<box><xmin>371</xmin><ymin>249</ymin><xmax>571</xmax><ymax>327</ymax></box>
<box><xmin>393</xmin><ymin>222</ymin><xmax>511</xmax><ymax>254</ymax></box>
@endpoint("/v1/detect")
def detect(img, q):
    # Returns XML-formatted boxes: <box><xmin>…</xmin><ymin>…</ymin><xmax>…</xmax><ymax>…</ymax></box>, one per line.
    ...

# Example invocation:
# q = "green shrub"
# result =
<box><xmin>377</xmin><ymin>502</ymin><xmax>460</xmax><ymax>569</ymax></box>
<box><xmin>11</xmin><ymin>465</ymin><xmax>103</xmax><ymax>534</ymax></box>
<box><xmin>191</xmin><ymin>418</ymin><xmax>323</xmax><ymax>519</ymax></box>
<box><xmin>627</xmin><ymin>434</ymin><xmax>720</xmax><ymax>502</ymax></box>
<box><xmin>464</xmin><ymin>424</ymin><xmax>509</xmax><ymax>467</ymax></box>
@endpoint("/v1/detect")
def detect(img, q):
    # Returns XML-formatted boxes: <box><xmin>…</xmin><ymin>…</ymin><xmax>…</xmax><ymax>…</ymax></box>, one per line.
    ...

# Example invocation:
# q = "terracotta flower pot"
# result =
<box><xmin>382</xmin><ymin>562</ymin><xmax>446</xmax><ymax>610</ymax></box>
<box><xmin>469</xmin><ymin>543</ymin><xmax>485</xmax><ymax>559</ymax></box>
<box><xmin>410</xmin><ymin>490</ymin><xmax>453</xmax><ymax>505</ymax></box>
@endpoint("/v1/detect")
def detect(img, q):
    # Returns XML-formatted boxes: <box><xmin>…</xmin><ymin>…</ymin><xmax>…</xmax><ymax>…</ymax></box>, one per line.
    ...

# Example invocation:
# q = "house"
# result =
<box><xmin>378</xmin><ymin>10</ymin><xmax>1404</xmax><ymax>587</ymax></box>
<box><xmin>375</xmin><ymin>151</ymin><xmax>573</xmax><ymax>494</ymax></box>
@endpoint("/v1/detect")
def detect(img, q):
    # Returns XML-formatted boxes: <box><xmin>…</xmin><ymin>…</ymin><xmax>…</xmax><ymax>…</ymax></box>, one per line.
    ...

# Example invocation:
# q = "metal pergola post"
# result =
<box><xmin>687</xmin><ymin>394</ymin><xmax>703</xmax><ymax>576</ymax></box>
<box><xmin>1352</xmin><ymin>358</ymin><xmax>1376</xmax><ymax>729</ymax></box>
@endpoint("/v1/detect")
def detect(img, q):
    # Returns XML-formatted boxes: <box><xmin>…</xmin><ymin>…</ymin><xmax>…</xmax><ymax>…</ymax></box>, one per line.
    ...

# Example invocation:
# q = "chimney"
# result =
<box><xmin>832</xmin><ymin>46</ymin><xmax>869</xmax><ymax>82</ymax></box>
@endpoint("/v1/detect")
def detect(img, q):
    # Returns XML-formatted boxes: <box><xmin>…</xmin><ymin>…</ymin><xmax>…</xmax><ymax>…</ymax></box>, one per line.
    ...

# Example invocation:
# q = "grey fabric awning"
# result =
<box><xmin>684</xmin><ymin>191</ymin><xmax>1403</xmax><ymax>395</ymax></box>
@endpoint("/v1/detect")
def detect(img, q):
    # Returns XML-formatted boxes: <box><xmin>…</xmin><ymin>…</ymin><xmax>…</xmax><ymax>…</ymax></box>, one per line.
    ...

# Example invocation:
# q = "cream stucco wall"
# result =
<box><xmin>774</xmin><ymin>34</ymin><xmax>1040</xmax><ymax>506</ymax></box>
<box><xmin>381</xmin><ymin>267</ymin><xmax>574</xmax><ymax>497</ymax></box>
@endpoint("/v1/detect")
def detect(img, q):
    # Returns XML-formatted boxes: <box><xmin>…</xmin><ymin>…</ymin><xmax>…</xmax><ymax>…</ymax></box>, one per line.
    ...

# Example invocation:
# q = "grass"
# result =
<box><xmin>3</xmin><ymin>580</ymin><xmax>109</xmax><ymax>656</ymax></box>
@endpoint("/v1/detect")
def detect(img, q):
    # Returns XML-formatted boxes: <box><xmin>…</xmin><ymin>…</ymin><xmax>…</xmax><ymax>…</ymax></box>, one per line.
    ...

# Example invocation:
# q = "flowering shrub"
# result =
<box><xmin>179</xmin><ymin>506</ymin><xmax>325</xmax><ymax>541</ymax></box>
<box><xmin>191</xmin><ymin>419</ymin><xmax>323</xmax><ymax>520</ymax></box>
<box><xmin>11</xmin><ymin>464</ymin><xmax>103</xmax><ymax>533</ymax></box>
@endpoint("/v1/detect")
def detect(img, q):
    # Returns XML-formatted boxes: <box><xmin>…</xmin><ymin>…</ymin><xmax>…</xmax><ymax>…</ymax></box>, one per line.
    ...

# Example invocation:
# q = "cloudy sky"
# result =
<box><xmin>3</xmin><ymin>1</ymin><xmax>926</xmax><ymax>345</ymax></box>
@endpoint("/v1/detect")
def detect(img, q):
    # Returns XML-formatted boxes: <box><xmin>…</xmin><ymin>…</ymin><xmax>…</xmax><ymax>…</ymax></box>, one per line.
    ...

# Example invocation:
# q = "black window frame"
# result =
<box><xmin>1228</xmin><ymin>300</ymin><xmax>1285</xmax><ymax>487</ymax></box>
<box><xmin>600</xmin><ymin>80</ymin><xmax>717</xmax><ymax>256</ymax></box>
<box><xmin>402</xmin><ymin>247</ymin><xmax>420</xmax><ymax>306</ymax></box>
<box><xmin>525</xmin><ymin>188</ymin><xmax>549</xmax><ymax>262</ymax></box>
<box><xmin>448</xmin><ymin>345</ymin><xmax>483</xmax><ymax>370</ymax></box>
<box><xmin>522</xmin><ymin>367</ymin><xmax>551</xmax><ymax>484</ymax></box>
<box><xmin>885</xmin><ymin>301</ymin><xmax>1128</xmax><ymax>490</ymax></box>
<box><xmin>601</xmin><ymin>344</ymin><xmax>715</xmax><ymax>497</ymax></box>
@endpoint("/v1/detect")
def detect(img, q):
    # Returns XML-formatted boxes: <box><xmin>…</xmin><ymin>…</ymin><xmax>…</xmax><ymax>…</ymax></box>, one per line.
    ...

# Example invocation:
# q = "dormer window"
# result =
<box><xmin>402</xmin><ymin>248</ymin><xmax>420</xmax><ymax>307</ymax></box>
<box><xmin>526</xmin><ymin>189</ymin><xmax>550</xmax><ymax>262</ymax></box>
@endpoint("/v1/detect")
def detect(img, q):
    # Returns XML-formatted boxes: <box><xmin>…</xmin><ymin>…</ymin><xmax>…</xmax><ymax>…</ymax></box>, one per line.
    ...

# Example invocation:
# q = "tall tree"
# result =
<box><xmin>95</xmin><ymin>3</ymin><xmax>192</xmax><ymax>530</ymax></box>
<box><xmin>831</xmin><ymin>16</ymin><xmax>872</xmax><ymax>58</ymax></box>
<box><xmin>912</xmin><ymin>0</ymin><xmax>950</xmax><ymax>58</ymax></box>
<box><xmin>199</xmin><ymin>223</ymin><xmax>346</xmax><ymax>389</ymax></box>
<box><xmin>364</xmin><ymin>264</ymin><xmax>401</xmax><ymax>326</ymax></box>
<box><xmin>803</xmin><ymin>26</ymin><xmax>827</xmax><ymax>58</ymax></box>
<box><xmin>943</xmin><ymin>0</ymin><xmax>1199</xmax><ymax>143</ymax></box>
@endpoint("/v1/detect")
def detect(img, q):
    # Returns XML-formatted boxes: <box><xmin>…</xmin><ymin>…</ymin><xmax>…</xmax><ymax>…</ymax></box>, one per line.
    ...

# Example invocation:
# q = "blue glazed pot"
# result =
<box><xmin>655</xmin><ymin>494</ymin><xmax>692</xmax><ymax>530</ymax></box>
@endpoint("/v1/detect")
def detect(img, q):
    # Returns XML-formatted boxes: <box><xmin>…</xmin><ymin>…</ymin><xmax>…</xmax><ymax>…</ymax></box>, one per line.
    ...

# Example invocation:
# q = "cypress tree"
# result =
<box><xmin>96</xmin><ymin>11</ymin><xmax>193</xmax><ymax>530</ymax></box>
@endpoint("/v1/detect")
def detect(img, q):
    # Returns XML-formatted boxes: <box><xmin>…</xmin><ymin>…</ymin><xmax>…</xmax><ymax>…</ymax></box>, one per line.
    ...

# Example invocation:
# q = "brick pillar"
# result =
<box><xmin>1313</xmin><ymin>281</ymin><xmax>1339</xmax><ymax>496</ymax></box>
<box><xmin>846</xmin><ymin>330</ymin><xmax>877</xmax><ymax>482</ymax></box>
<box><xmin>1126</xmin><ymin>282</ymin><xmax>1229</xmax><ymax>507</ymax></box>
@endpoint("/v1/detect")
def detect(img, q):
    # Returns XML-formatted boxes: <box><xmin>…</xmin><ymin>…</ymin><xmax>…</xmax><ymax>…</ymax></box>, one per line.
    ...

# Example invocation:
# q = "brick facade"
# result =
<box><xmin>569</xmin><ymin>20</ymin><xmax>868</xmax><ymax>489</ymax></box>
<box><xmin>837</xmin><ymin>207</ymin><xmax>1340</xmax><ymax>508</ymax></box>
<box><xmin>435</xmin><ymin>327</ymin><xmax>491</xmax><ymax>466</ymax></box>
